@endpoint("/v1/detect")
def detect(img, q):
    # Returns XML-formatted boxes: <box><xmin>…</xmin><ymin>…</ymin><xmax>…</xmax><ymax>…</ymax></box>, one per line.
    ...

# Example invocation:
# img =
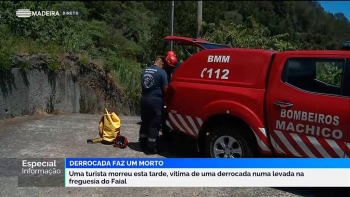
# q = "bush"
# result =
<box><xmin>203</xmin><ymin>17</ymin><xmax>298</xmax><ymax>51</ymax></box>
<box><xmin>0</xmin><ymin>25</ymin><xmax>16</xmax><ymax>71</ymax></box>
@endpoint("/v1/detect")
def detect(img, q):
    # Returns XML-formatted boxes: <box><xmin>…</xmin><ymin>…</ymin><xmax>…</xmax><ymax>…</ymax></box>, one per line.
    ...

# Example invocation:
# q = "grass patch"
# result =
<box><xmin>107</xmin><ymin>57</ymin><xmax>142</xmax><ymax>110</ymax></box>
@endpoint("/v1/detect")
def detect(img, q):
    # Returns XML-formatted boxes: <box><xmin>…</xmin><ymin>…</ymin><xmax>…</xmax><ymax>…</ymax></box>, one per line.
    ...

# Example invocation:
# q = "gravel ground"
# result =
<box><xmin>0</xmin><ymin>114</ymin><xmax>347</xmax><ymax>197</ymax></box>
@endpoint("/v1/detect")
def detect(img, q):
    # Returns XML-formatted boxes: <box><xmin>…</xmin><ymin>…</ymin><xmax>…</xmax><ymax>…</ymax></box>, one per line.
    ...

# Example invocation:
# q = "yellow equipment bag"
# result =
<box><xmin>87</xmin><ymin>108</ymin><xmax>121</xmax><ymax>144</ymax></box>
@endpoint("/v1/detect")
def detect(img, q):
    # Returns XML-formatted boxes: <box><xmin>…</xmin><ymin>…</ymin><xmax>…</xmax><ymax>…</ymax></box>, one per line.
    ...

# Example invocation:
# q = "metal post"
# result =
<box><xmin>169</xmin><ymin>1</ymin><xmax>174</xmax><ymax>51</ymax></box>
<box><xmin>197</xmin><ymin>1</ymin><xmax>202</xmax><ymax>38</ymax></box>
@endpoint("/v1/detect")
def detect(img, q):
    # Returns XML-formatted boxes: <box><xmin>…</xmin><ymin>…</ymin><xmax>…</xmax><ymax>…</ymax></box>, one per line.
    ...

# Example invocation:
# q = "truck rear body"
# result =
<box><xmin>166</xmin><ymin>48</ymin><xmax>275</xmax><ymax>154</ymax></box>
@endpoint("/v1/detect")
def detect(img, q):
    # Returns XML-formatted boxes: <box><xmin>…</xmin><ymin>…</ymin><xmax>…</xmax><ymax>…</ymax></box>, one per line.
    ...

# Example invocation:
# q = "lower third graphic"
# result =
<box><xmin>16</xmin><ymin>9</ymin><xmax>32</xmax><ymax>18</ymax></box>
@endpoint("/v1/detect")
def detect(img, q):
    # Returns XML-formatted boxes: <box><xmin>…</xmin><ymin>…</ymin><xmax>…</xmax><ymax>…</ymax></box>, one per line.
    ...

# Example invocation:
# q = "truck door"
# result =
<box><xmin>265</xmin><ymin>54</ymin><xmax>349</xmax><ymax>158</ymax></box>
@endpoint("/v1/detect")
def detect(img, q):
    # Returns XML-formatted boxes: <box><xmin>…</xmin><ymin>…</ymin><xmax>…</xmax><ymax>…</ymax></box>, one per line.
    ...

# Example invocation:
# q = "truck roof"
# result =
<box><xmin>215</xmin><ymin>49</ymin><xmax>350</xmax><ymax>57</ymax></box>
<box><xmin>277</xmin><ymin>50</ymin><xmax>350</xmax><ymax>55</ymax></box>
<box><xmin>165</xmin><ymin>35</ymin><xmax>231</xmax><ymax>49</ymax></box>
<box><xmin>165</xmin><ymin>35</ymin><xmax>350</xmax><ymax>55</ymax></box>
<box><xmin>217</xmin><ymin>49</ymin><xmax>350</xmax><ymax>55</ymax></box>
<box><xmin>165</xmin><ymin>36</ymin><xmax>350</xmax><ymax>89</ymax></box>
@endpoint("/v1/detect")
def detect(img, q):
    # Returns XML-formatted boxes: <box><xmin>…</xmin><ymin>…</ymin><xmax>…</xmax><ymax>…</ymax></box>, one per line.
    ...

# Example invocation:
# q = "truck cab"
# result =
<box><xmin>165</xmin><ymin>36</ymin><xmax>350</xmax><ymax>158</ymax></box>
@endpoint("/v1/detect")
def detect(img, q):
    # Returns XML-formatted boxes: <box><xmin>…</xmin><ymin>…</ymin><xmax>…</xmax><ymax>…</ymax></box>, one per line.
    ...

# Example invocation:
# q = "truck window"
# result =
<box><xmin>281</xmin><ymin>58</ymin><xmax>345</xmax><ymax>96</ymax></box>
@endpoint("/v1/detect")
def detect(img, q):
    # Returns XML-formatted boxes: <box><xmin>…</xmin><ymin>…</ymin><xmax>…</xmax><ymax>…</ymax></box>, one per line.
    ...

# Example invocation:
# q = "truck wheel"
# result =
<box><xmin>205</xmin><ymin>124</ymin><xmax>256</xmax><ymax>158</ymax></box>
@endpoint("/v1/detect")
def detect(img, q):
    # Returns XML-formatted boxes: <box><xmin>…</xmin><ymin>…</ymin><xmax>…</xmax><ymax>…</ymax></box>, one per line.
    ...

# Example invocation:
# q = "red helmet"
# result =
<box><xmin>113</xmin><ymin>135</ymin><xmax>129</xmax><ymax>149</ymax></box>
<box><xmin>166</xmin><ymin>51</ymin><xmax>177</xmax><ymax>57</ymax></box>
<box><xmin>165</xmin><ymin>55</ymin><xmax>177</xmax><ymax>67</ymax></box>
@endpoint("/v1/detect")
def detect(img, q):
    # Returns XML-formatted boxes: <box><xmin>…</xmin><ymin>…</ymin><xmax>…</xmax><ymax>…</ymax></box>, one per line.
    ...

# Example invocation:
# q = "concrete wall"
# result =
<box><xmin>0</xmin><ymin>68</ymin><xmax>102</xmax><ymax>120</ymax></box>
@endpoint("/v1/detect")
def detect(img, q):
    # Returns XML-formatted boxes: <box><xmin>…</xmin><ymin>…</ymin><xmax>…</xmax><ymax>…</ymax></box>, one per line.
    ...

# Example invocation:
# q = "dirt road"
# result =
<box><xmin>0</xmin><ymin>114</ymin><xmax>345</xmax><ymax>197</ymax></box>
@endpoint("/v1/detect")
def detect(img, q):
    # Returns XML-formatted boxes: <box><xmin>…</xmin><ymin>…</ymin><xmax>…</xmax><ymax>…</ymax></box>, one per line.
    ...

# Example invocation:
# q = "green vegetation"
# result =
<box><xmin>1</xmin><ymin>1</ymin><xmax>350</xmax><ymax>108</ymax></box>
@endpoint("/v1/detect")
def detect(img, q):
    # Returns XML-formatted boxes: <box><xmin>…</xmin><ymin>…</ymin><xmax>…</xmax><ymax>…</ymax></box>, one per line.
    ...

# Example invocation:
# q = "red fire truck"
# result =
<box><xmin>165</xmin><ymin>36</ymin><xmax>350</xmax><ymax>158</ymax></box>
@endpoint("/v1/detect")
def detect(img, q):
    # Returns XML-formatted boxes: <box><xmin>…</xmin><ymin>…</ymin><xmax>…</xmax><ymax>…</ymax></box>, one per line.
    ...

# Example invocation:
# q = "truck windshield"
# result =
<box><xmin>197</xmin><ymin>42</ymin><xmax>231</xmax><ymax>49</ymax></box>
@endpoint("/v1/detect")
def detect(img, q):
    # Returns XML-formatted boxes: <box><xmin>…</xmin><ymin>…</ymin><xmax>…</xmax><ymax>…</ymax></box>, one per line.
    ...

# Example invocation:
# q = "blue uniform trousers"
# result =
<box><xmin>139</xmin><ymin>95</ymin><xmax>163</xmax><ymax>145</ymax></box>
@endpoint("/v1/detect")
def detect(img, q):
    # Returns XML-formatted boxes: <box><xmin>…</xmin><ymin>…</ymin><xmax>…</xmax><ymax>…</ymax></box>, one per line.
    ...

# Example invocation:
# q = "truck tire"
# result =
<box><xmin>204</xmin><ymin>123</ymin><xmax>257</xmax><ymax>158</ymax></box>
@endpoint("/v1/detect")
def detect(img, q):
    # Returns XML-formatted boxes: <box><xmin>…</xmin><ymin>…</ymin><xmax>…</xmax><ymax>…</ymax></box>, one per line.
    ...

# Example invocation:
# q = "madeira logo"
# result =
<box><xmin>16</xmin><ymin>9</ymin><xmax>60</xmax><ymax>18</ymax></box>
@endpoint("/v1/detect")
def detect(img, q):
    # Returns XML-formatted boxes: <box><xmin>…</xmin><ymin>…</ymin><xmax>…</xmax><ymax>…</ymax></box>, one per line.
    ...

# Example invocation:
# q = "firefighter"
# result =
<box><xmin>161</xmin><ymin>53</ymin><xmax>178</xmax><ymax>141</ymax></box>
<box><xmin>139</xmin><ymin>55</ymin><xmax>169</xmax><ymax>154</ymax></box>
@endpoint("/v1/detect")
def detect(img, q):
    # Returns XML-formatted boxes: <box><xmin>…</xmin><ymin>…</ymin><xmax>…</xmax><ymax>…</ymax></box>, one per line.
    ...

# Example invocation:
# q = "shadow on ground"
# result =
<box><xmin>128</xmin><ymin>127</ymin><xmax>349</xmax><ymax>197</ymax></box>
<box><xmin>276</xmin><ymin>187</ymin><xmax>350</xmax><ymax>197</ymax></box>
<box><xmin>128</xmin><ymin>131</ymin><xmax>200</xmax><ymax>158</ymax></box>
